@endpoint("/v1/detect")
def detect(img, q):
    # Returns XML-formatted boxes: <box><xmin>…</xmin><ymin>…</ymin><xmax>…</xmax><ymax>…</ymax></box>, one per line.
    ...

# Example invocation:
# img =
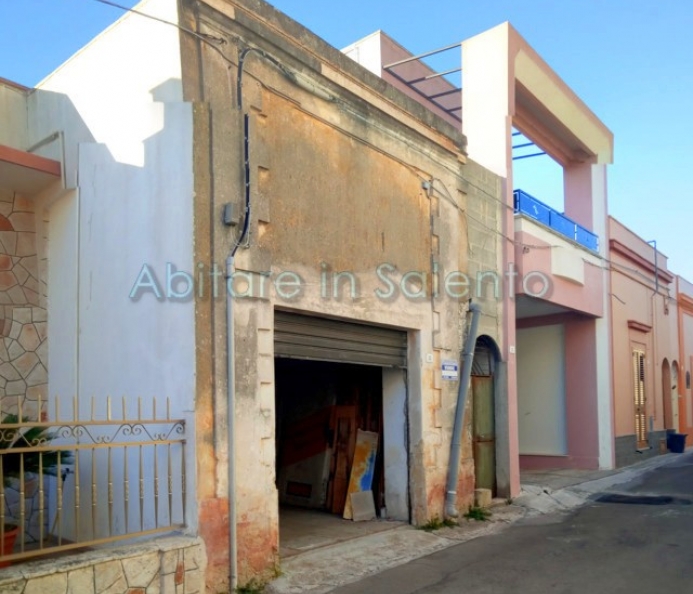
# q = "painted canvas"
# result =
<box><xmin>342</xmin><ymin>429</ymin><xmax>379</xmax><ymax>520</ymax></box>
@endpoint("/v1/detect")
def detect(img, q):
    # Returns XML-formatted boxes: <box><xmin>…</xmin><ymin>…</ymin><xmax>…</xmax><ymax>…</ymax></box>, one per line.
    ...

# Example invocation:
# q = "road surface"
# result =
<box><xmin>330</xmin><ymin>452</ymin><xmax>693</xmax><ymax>593</ymax></box>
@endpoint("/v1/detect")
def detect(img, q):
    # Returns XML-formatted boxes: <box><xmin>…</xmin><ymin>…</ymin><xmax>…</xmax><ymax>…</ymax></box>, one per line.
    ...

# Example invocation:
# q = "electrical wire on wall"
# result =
<box><xmin>91</xmin><ymin>6</ymin><xmax>678</xmax><ymax>333</ymax></box>
<box><xmin>233</xmin><ymin>47</ymin><xmax>300</xmax><ymax>254</ymax></box>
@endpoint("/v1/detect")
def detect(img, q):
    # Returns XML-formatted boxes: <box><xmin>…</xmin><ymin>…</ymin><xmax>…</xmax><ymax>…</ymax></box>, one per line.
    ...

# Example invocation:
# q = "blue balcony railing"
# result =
<box><xmin>513</xmin><ymin>189</ymin><xmax>599</xmax><ymax>251</ymax></box>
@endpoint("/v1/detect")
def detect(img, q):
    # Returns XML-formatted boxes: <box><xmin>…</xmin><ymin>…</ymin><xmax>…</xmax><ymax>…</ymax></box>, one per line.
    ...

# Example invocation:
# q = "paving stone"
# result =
<box><xmin>32</xmin><ymin>307</ymin><xmax>47</xmax><ymax>323</ymax></box>
<box><xmin>0</xmin><ymin>231</ymin><xmax>17</xmax><ymax>254</ymax></box>
<box><xmin>35</xmin><ymin>321</ymin><xmax>47</xmax><ymax>341</ymax></box>
<box><xmin>8</xmin><ymin>339</ymin><xmax>25</xmax><ymax>361</ymax></box>
<box><xmin>9</xmin><ymin>213</ymin><xmax>35</xmax><ymax>233</ymax></box>
<box><xmin>25</xmin><ymin>385</ymin><xmax>46</xmax><ymax>403</ymax></box>
<box><xmin>0</xmin><ymin>361</ymin><xmax>21</xmax><ymax>381</ymax></box>
<box><xmin>13</xmin><ymin>264</ymin><xmax>30</xmax><ymax>286</ymax></box>
<box><xmin>145</xmin><ymin>578</ymin><xmax>161</xmax><ymax>594</ymax></box>
<box><xmin>25</xmin><ymin>573</ymin><xmax>68</xmax><ymax>594</ymax></box>
<box><xmin>14</xmin><ymin>351</ymin><xmax>39</xmax><ymax>379</ymax></box>
<box><xmin>184</xmin><ymin>570</ymin><xmax>203</xmax><ymax>594</ymax></box>
<box><xmin>161</xmin><ymin>573</ymin><xmax>175</xmax><ymax>594</ymax></box>
<box><xmin>19</xmin><ymin>324</ymin><xmax>40</xmax><ymax>351</ymax></box>
<box><xmin>20</xmin><ymin>255</ymin><xmax>38</xmax><ymax>274</ymax></box>
<box><xmin>11</xmin><ymin>307</ymin><xmax>31</xmax><ymax>323</ymax></box>
<box><xmin>183</xmin><ymin>546</ymin><xmax>202</xmax><ymax>571</ymax></box>
<box><xmin>35</xmin><ymin>339</ymin><xmax>48</xmax><ymax>367</ymax></box>
<box><xmin>161</xmin><ymin>549</ymin><xmax>180</xmax><ymax>575</ymax></box>
<box><xmin>23</xmin><ymin>274</ymin><xmax>40</xmax><ymax>294</ymax></box>
<box><xmin>0</xmin><ymin>270</ymin><xmax>18</xmax><ymax>289</ymax></box>
<box><xmin>5</xmin><ymin>379</ymin><xmax>27</xmax><ymax>396</ymax></box>
<box><xmin>13</xmin><ymin>195</ymin><xmax>34</xmax><ymax>213</ymax></box>
<box><xmin>122</xmin><ymin>552</ymin><xmax>159</xmax><ymax>588</ymax></box>
<box><xmin>9</xmin><ymin>319</ymin><xmax>22</xmax><ymax>339</ymax></box>
<box><xmin>26</xmin><ymin>363</ymin><xmax>47</xmax><ymax>387</ymax></box>
<box><xmin>23</xmin><ymin>287</ymin><xmax>41</xmax><ymax>307</ymax></box>
<box><xmin>0</xmin><ymin>579</ymin><xmax>25</xmax><ymax>594</ymax></box>
<box><xmin>95</xmin><ymin>560</ymin><xmax>127</xmax><ymax>594</ymax></box>
<box><xmin>175</xmin><ymin>561</ymin><xmax>184</xmax><ymax>585</ymax></box>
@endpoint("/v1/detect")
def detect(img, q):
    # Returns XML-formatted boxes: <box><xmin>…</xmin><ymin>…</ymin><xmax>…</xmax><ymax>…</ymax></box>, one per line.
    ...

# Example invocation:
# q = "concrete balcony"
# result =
<box><xmin>514</xmin><ymin>204</ymin><xmax>604</xmax><ymax>319</ymax></box>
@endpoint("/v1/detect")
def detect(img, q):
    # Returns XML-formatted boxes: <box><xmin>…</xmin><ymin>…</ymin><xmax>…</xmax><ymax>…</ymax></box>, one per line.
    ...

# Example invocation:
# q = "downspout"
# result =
<box><xmin>445</xmin><ymin>302</ymin><xmax>482</xmax><ymax>518</ymax></box>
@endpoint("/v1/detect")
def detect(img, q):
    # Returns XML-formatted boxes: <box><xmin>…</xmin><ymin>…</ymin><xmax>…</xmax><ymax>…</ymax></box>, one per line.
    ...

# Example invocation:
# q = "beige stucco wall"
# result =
<box><xmin>678</xmin><ymin>277</ymin><xmax>693</xmax><ymax>438</ymax></box>
<box><xmin>609</xmin><ymin>218</ymin><xmax>678</xmax><ymax>439</ymax></box>
<box><xmin>180</xmin><ymin>0</ymin><xmax>502</xmax><ymax>588</ymax></box>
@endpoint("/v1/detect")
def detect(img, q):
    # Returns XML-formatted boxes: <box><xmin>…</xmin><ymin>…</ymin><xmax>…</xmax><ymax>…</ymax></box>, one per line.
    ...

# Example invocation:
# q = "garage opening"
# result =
<box><xmin>274</xmin><ymin>311</ymin><xmax>409</xmax><ymax>557</ymax></box>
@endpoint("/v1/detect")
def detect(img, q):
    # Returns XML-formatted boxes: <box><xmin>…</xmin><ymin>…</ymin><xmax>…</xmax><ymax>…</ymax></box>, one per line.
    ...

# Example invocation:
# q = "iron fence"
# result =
<box><xmin>0</xmin><ymin>395</ymin><xmax>186</xmax><ymax>565</ymax></box>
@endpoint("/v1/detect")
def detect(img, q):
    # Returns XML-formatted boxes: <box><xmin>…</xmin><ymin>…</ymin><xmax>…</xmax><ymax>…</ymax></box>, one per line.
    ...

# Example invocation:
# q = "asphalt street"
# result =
<box><xmin>330</xmin><ymin>452</ymin><xmax>693</xmax><ymax>594</ymax></box>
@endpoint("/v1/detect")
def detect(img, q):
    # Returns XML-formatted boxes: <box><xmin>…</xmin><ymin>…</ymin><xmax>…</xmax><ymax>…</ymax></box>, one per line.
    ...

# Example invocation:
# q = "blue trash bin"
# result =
<box><xmin>668</xmin><ymin>433</ymin><xmax>687</xmax><ymax>454</ymax></box>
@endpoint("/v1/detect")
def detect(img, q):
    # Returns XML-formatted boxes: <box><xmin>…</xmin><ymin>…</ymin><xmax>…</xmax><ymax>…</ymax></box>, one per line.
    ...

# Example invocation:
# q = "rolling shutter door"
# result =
<box><xmin>274</xmin><ymin>311</ymin><xmax>407</xmax><ymax>368</ymax></box>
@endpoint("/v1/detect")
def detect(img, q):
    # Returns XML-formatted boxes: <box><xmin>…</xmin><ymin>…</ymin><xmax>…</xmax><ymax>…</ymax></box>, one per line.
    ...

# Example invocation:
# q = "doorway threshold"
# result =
<box><xmin>279</xmin><ymin>507</ymin><xmax>405</xmax><ymax>558</ymax></box>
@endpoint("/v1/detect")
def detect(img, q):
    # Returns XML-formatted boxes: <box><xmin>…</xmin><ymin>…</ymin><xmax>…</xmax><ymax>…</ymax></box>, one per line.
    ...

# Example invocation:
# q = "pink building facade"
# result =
<box><xmin>609</xmin><ymin>218</ymin><xmax>679</xmax><ymax>466</ymax></box>
<box><xmin>346</xmin><ymin>23</ymin><xmax>616</xmax><ymax>494</ymax></box>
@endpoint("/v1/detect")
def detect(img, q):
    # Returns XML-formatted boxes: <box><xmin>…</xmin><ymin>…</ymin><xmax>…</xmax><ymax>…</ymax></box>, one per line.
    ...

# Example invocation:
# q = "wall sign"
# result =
<box><xmin>442</xmin><ymin>360</ymin><xmax>459</xmax><ymax>380</ymax></box>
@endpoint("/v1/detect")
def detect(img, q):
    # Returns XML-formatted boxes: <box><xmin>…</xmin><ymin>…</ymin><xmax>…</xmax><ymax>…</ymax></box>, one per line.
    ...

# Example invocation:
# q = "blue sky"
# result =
<box><xmin>2</xmin><ymin>0</ymin><xmax>692</xmax><ymax>279</ymax></box>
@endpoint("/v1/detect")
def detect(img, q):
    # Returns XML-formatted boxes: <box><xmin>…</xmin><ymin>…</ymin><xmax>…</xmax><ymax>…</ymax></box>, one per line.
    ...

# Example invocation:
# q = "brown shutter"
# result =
<box><xmin>633</xmin><ymin>350</ymin><xmax>647</xmax><ymax>447</ymax></box>
<box><xmin>274</xmin><ymin>311</ymin><xmax>407</xmax><ymax>368</ymax></box>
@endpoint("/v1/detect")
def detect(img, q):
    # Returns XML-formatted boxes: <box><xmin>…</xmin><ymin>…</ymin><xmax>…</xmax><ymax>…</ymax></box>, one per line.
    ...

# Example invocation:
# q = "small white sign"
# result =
<box><xmin>442</xmin><ymin>360</ymin><xmax>459</xmax><ymax>380</ymax></box>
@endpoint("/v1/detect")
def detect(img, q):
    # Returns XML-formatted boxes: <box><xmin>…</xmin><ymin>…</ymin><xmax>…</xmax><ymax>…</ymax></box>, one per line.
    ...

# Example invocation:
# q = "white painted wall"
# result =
<box><xmin>342</xmin><ymin>32</ymin><xmax>383</xmax><ymax>77</ymax></box>
<box><xmin>27</xmin><ymin>0</ymin><xmax>196</xmax><ymax>534</ymax></box>
<box><xmin>517</xmin><ymin>325</ymin><xmax>567</xmax><ymax>455</ymax></box>
<box><xmin>28</xmin><ymin>0</ymin><xmax>193</xmax><ymax>417</ymax></box>
<box><xmin>383</xmin><ymin>367</ymin><xmax>409</xmax><ymax>521</ymax></box>
<box><xmin>0</xmin><ymin>82</ymin><xmax>28</xmax><ymax>148</ymax></box>
<box><xmin>46</xmin><ymin>191</ymin><xmax>79</xmax><ymax>404</ymax></box>
<box><xmin>461</xmin><ymin>24</ymin><xmax>511</xmax><ymax>178</ymax></box>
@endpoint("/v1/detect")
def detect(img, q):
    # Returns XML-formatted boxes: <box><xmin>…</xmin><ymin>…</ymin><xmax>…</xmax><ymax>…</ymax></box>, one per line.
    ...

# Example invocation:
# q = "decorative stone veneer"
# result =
<box><xmin>0</xmin><ymin>535</ymin><xmax>206</xmax><ymax>594</ymax></box>
<box><xmin>0</xmin><ymin>190</ymin><xmax>48</xmax><ymax>421</ymax></box>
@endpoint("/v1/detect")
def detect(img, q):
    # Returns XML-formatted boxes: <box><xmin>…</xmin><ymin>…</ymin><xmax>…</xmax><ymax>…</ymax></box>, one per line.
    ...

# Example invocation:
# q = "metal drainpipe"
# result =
<box><xmin>226</xmin><ymin>254</ymin><xmax>238</xmax><ymax>591</ymax></box>
<box><xmin>445</xmin><ymin>302</ymin><xmax>482</xmax><ymax>518</ymax></box>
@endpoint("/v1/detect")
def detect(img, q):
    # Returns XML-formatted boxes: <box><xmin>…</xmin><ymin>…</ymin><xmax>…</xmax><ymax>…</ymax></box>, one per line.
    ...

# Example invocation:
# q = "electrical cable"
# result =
<box><xmin>92</xmin><ymin>0</ymin><xmax>679</xmax><ymax>291</ymax></box>
<box><xmin>92</xmin><ymin>0</ymin><xmax>232</xmax><ymax>62</ymax></box>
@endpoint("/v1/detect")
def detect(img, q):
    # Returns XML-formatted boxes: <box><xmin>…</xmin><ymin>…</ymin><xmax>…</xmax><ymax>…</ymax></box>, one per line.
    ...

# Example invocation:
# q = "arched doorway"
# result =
<box><xmin>472</xmin><ymin>336</ymin><xmax>502</xmax><ymax>496</ymax></box>
<box><xmin>662</xmin><ymin>359</ymin><xmax>673</xmax><ymax>430</ymax></box>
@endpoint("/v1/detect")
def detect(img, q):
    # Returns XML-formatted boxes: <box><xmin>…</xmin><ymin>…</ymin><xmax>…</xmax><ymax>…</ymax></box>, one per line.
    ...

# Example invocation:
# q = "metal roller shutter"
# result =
<box><xmin>274</xmin><ymin>311</ymin><xmax>407</xmax><ymax>368</ymax></box>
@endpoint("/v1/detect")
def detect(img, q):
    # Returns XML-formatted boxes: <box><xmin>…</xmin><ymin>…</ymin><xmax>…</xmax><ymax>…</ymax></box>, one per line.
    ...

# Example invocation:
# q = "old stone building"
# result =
<box><xmin>179</xmin><ymin>0</ymin><xmax>502</xmax><ymax>587</ymax></box>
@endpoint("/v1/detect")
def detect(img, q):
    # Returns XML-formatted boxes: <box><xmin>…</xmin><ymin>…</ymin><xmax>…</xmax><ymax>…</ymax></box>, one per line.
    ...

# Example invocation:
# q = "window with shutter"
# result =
<box><xmin>632</xmin><ymin>349</ymin><xmax>647</xmax><ymax>447</ymax></box>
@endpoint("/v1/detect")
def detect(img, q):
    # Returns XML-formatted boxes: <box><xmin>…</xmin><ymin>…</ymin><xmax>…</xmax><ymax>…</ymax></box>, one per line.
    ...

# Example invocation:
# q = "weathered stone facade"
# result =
<box><xmin>0</xmin><ymin>536</ymin><xmax>205</xmax><ymax>594</ymax></box>
<box><xmin>180</xmin><ymin>0</ymin><xmax>503</xmax><ymax>589</ymax></box>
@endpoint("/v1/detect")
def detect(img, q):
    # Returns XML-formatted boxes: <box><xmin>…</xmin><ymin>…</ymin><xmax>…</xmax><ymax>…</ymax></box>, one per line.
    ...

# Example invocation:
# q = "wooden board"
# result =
<box><xmin>343</xmin><ymin>429</ymin><xmax>379</xmax><ymax>520</ymax></box>
<box><xmin>327</xmin><ymin>405</ymin><xmax>357</xmax><ymax>514</ymax></box>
